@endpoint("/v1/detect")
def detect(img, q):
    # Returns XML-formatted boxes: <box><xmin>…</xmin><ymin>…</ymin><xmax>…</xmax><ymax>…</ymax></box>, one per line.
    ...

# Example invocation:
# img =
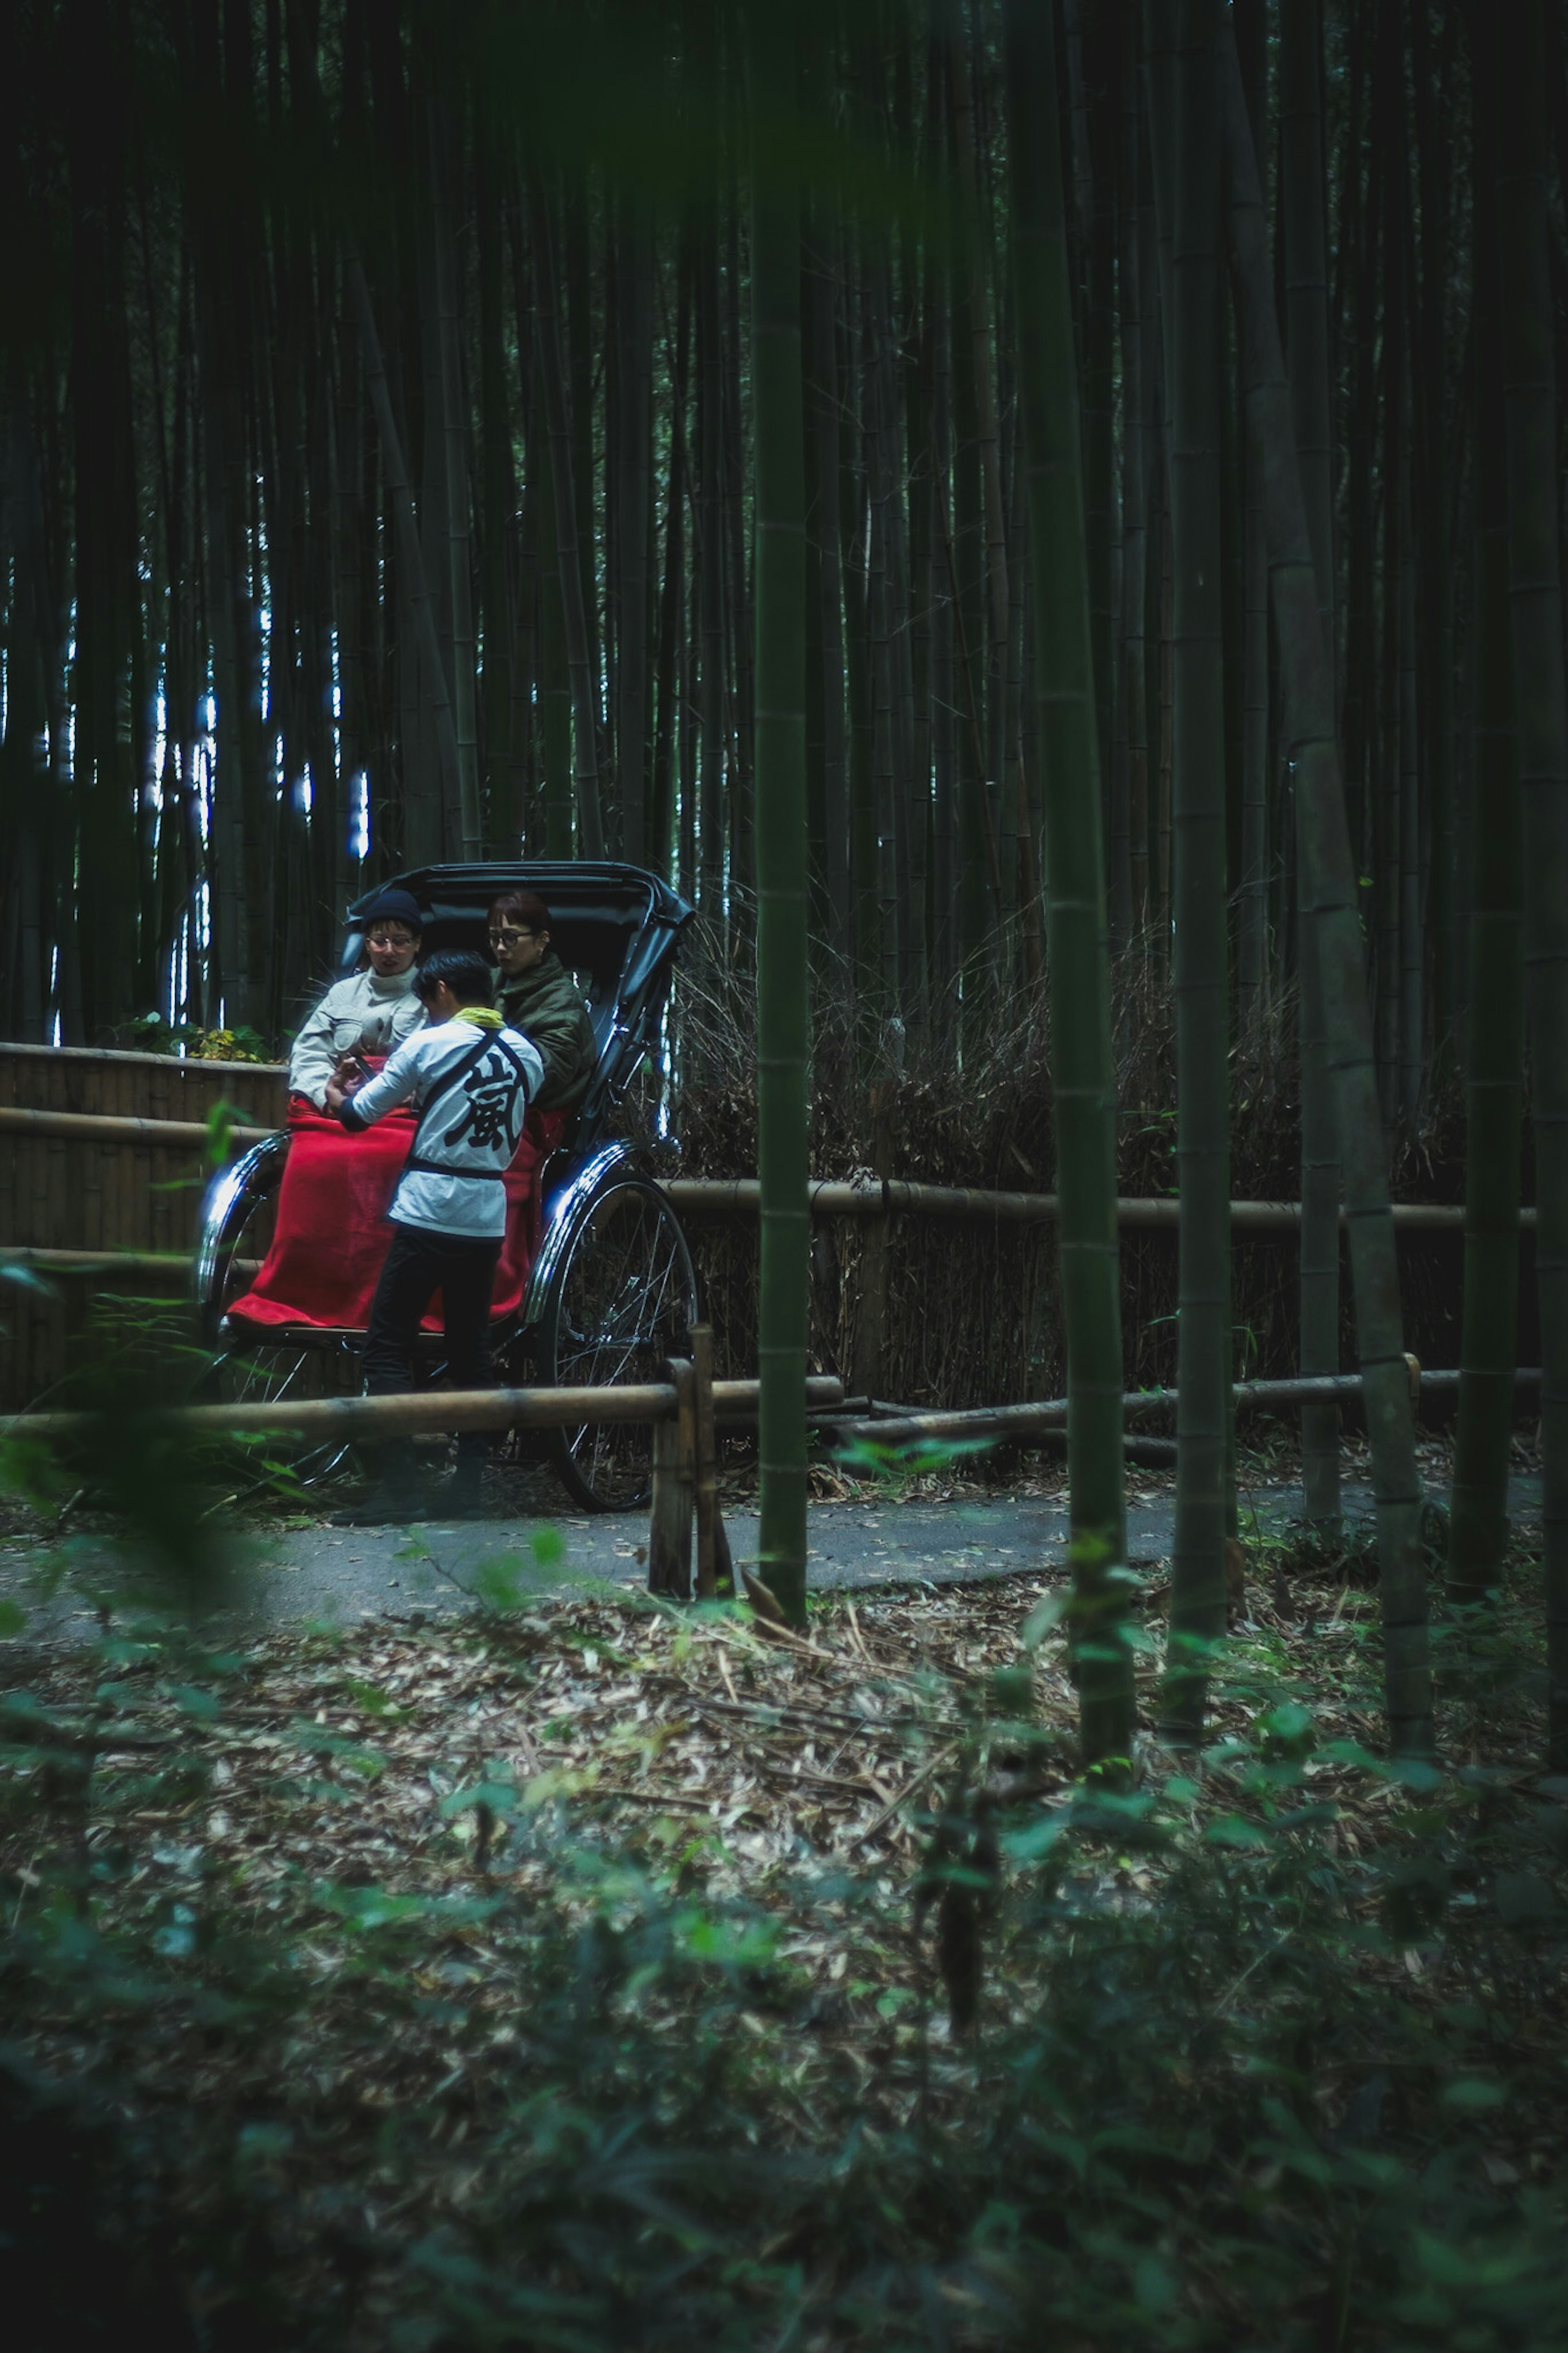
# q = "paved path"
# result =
<box><xmin>0</xmin><ymin>1476</ymin><xmax>1542</xmax><ymax>1646</ymax></box>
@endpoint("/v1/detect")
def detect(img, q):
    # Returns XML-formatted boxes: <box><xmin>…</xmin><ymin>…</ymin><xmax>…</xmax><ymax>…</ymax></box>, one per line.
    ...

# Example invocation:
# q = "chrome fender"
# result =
<box><xmin>522</xmin><ymin>1139</ymin><xmax>639</xmax><ymax>1325</ymax></box>
<box><xmin>193</xmin><ymin>1131</ymin><xmax>290</xmax><ymax>1302</ymax></box>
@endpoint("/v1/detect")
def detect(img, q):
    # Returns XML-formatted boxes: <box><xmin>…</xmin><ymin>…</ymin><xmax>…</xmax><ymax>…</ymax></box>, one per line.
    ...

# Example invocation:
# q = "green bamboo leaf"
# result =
<box><xmin>1000</xmin><ymin>1815</ymin><xmax>1071</xmax><ymax>1865</ymax></box>
<box><xmin>1441</xmin><ymin>2077</ymin><xmax>1506</xmax><ymax>2110</ymax></box>
<box><xmin>439</xmin><ymin>1782</ymin><xmax>517</xmax><ymax>1821</ymax></box>
<box><xmin>0</xmin><ymin>1262</ymin><xmax>59</xmax><ymax>1300</ymax></box>
<box><xmin>204</xmin><ymin>1098</ymin><xmax>242</xmax><ymax>1168</ymax></box>
<box><xmin>1203</xmin><ymin>1815</ymin><xmax>1275</xmax><ymax>1849</ymax></box>
<box><xmin>171</xmin><ymin>1684</ymin><xmax>222</xmax><ymax>1721</ymax></box>
<box><xmin>1021</xmin><ymin>1591</ymin><xmax>1070</xmax><ymax>1647</ymax></box>
<box><xmin>1271</xmin><ymin>1802</ymin><xmax>1341</xmax><ymax>1833</ymax></box>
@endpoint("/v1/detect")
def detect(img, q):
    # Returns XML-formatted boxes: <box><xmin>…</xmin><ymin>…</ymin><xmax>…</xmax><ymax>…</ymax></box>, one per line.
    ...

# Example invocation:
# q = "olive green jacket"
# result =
<box><xmin>495</xmin><ymin>949</ymin><xmax>597</xmax><ymax>1112</ymax></box>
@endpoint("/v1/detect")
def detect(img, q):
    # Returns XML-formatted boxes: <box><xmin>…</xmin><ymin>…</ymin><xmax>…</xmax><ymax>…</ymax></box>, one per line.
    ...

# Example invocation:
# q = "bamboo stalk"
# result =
<box><xmin>529</xmin><ymin>180</ymin><xmax>605</xmax><ymax>860</ymax></box>
<box><xmin>344</xmin><ymin>252</ymin><xmax>463</xmax><ymax>836</ymax></box>
<box><xmin>1154</xmin><ymin>0</ymin><xmax>1232</xmax><ymax>1735</ymax></box>
<box><xmin>804</xmin><ymin>216</ymin><xmax>850</xmax><ymax>950</ymax></box>
<box><xmin>1450</xmin><ymin>22</ymin><xmax>1526</xmax><ymax>1611</ymax></box>
<box><xmin>1006</xmin><ymin>0</ymin><xmax>1132</xmax><ymax>1768</ymax></box>
<box><xmin>477</xmin><ymin>146</ymin><xmax>517</xmax><ymax>848</ymax></box>
<box><xmin>613</xmin><ymin>194</ymin><xmax>655</xmax><ymax>868</ymax></box>
<box><xmin>533</xmin><ymin>340</ymin><xmax>575</xmax><ymax>858</ymax></box>
<box><xmin>648</xmin><ymin>224</ymin><xmax>690</xmax><ymax>881</ymax></box>
<box><xmin>1499</xmin><ymin>0</ymin><xmax>1568</xmax><ymax>1767</ymax></box>
<box><xmin>748</xmin><ymin>0</ymin><xmax>811</xmax><ymax>1630</ymax></box>
<box><xmin>1114</xmin><ymin>7</ymin><xmax>1149</xmax><ymax>947</ymax></box>
<box><xmin>695</xmin><ymin>160</ymin><xmax>726</xmax><ymax>936</ymax></box>
<box><xmin>1281</xmin><ymin>0</ymin><xmax>1342</xmax><ymax>1531</ymax></box>
<box><xmin>1221</xmin><ymin>21</ymin><xmax>1433</xmax><ymax>1751</ymax></box>
<box><xmin>429</xmin><ymin>109</ymin><xmax>482</xmax><ymax>859</ymax></box>
<box><xmin>1410</xmin><ymin>2</ymin><xmax>1458</xmax><ymax>1084</ymax></box>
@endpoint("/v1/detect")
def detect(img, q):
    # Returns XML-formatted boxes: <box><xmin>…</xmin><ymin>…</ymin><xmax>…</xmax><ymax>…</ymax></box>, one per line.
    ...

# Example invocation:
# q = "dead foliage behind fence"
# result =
<box><xmin>665</xmin><ymin>954</ymin><xmax>1531</xmax><ymax>1409</ymax></box>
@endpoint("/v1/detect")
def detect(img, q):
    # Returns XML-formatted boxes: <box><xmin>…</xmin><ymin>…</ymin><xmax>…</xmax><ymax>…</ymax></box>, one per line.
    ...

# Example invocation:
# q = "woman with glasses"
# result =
<box><xmin>486</xmin><ymin>889</ymin><xmax>596</xmax><ymax>1114</ymax></box>
<box><xmin>482</xmin><ymin>889</ymin><xmax>597</xmax><ymax>1316</ymax></box>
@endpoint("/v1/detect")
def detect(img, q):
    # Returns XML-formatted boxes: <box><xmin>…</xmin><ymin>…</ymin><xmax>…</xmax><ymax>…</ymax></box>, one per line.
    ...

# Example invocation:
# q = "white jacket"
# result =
<box><xmin>288</xmin><ymin>968</ymin><xmax>425</xmax><ymax>1109</ymax></box>
<box><xmin>340</xmin><ymin>1016</ymin><xmax>546</xmax><ymax>1240</ymax></box>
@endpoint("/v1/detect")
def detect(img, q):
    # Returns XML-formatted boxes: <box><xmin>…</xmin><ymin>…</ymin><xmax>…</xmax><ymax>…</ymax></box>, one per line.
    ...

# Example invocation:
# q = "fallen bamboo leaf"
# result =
<box><xmin>741</xmin><ymin>1566</ymin><xmax>789</xmax><ymax>1628</ymax></box>
<box><xmin>851</xmin><ymin>1747</ymin><xmax>959</xmax><ymax>1849</ymax></box>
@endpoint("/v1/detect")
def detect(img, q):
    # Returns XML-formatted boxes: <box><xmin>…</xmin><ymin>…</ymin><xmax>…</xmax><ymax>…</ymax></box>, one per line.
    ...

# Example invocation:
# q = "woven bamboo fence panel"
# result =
<box><xmin>0</xmin><ymin>1046</ymin><xmax>288</xmax><ymax>1410</ymax></box>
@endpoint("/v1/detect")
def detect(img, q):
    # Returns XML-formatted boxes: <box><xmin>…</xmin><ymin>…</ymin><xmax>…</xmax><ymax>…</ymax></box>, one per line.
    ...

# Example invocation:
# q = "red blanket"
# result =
<box><xmin>226</xmin><ymin>1096</ymin><xmax>568</xmax><ymax>1334</ymax></box>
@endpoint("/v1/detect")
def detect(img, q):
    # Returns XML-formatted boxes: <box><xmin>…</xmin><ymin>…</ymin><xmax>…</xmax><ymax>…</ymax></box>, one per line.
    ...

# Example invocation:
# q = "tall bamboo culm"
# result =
<box><xmin>1281</xmin><ymin>0</ymin><xmax>1341</xmax><ymax>1529</ymax></box>
<box><xmin>747</xmin><ymin>2</ymin><xmax>810</xmax><ymax>1628</ymax></box>
<box><xmin>1497</xmin><ymin>0</ymin><xmax>1568</xmax><ymax>1767</ymax></box>
<box><xmin>1449</xmin><ymin>20</ymin><xmax>1524</xmax><ymax>1610</ymax></box>
<box><xmin>1152</xmin><ymin>0</ymin><xmax>1231</xmax><ymax>1740</ymax></box>
<box><xmin>1006</xmin><ymin>0</ymin><xmax>1132</xmax><ymax>1769</ymax></box>
<box><xmin>1220</xmin><ymin>22</ymin><xmax>1432</xmax><ymax>1755</ymax></box>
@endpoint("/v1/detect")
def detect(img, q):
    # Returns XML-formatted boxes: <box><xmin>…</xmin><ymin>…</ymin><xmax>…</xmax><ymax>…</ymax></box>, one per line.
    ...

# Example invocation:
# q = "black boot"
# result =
<box><xmin>329</xmin><ymin>1441</ymin><xmax>427</xmax><ymax>1526</ymax></box>
<box><xmin>425</xmin><ymin>1446</ymin><xmax>489</xmax><ymax>1522</ymax></box>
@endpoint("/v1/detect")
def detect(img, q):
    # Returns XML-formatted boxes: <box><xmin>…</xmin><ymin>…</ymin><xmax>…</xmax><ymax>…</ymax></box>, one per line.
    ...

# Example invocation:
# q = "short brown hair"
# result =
<box><xmin>487</xmin><ymin>889</ymin><xmax>551</xmax><ymax>935</ymax></box>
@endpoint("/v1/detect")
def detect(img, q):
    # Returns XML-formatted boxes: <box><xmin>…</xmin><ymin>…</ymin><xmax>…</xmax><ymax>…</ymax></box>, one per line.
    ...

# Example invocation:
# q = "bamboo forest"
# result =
<box><xmin>2</xmin><ymin>2</ymin><xmax>1567</xmax><ymax>2346</ymax></box>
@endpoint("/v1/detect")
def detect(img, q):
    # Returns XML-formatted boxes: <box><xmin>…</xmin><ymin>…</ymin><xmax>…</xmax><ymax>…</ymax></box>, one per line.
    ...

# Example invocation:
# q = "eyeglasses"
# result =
<box><xmin>366</xmin><ymin>930</ymin><xmax>416</xmax><ymax>948</ymax></box>
<box><xmin>488</xmin><ymin>928</ymin><xmax>539</xmax><ymax>947</ymax></box>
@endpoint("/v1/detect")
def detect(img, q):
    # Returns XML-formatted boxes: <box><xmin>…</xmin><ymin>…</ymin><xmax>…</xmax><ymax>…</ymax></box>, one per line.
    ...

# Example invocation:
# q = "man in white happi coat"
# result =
<box><xmin>326</xmin><ymin>948</ymin><xmax>544</xmax><ymax>1522</ymax></box>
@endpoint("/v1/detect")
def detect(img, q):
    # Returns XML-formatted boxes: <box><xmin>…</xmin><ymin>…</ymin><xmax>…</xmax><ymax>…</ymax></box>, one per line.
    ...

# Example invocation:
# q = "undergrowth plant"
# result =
<box><xmin>2</xmin><ymin>1598</ymin><xmax>1565</xmax><ymax>2350</ymax></box>
<box><xmin>0</xmin><ymin>1385</ymin><xmax>1564</xmax><ymax>2349</ymax></box>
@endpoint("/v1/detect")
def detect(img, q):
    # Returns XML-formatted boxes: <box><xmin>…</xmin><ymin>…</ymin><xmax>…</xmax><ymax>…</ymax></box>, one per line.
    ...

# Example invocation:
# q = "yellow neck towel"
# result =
<box><xmin>453</xmin><ymin>1005</ymin><xmax>504</xmax><ymax>1030</ymax></box>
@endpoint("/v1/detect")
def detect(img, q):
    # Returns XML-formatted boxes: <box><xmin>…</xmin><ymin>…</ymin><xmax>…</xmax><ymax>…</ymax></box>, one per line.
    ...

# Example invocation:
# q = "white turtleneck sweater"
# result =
<box><xmin>287</xmin><ymin>968</ymin><xmax>425</xmax><ymax>1110</ymax></box>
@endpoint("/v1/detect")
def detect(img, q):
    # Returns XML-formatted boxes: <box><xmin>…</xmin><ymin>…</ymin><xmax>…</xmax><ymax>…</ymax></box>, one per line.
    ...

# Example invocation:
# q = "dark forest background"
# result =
<box><xmin>0</xmin><ymin>0</ymin><xmax>1551</xmax><ymax>1120</ymax></box>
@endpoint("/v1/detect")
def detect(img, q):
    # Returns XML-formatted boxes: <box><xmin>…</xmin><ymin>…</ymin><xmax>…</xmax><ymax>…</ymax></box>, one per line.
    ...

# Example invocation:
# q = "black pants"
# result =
<box><xmin>363</xmin><ymin>1223</ymin><xmax>501</xmax><ymax>1464</ymax></box>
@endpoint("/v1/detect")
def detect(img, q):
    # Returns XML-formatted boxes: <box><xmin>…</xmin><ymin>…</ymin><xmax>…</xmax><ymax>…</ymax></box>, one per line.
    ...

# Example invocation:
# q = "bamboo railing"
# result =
<box><xmin>3</xmin><ymin>1354</ymin><xmax>831</xmax><ymax>1610</ymax></box>
<box><xmin>0</xmin><ymin>1105</ymin><xmax>275</xmax><ymax>1150</ymax></box>
<box><xmin>825</xmin><ymin>1367</ymin><xmax>1542</xmax><ymax>1450</ymax></box>
<box><xmin>0</xmin><ymin>1106</ymin><xmax>1529</xmax><ymax>1233</ymax></box>
<box><xmin>664</xmin><ymin>1175</ymin><xmax>1534</xmax><ymax>1233</ymax></box>
<box><xmin>0</xmin><ymin>1044</ymin><xmax>1534</xmax><ymax>1419</ymax></box>
<box><xmin>0</xmin><ymin>1372</ymin><xmax>845</xmax><ymax>1447</ymax></box>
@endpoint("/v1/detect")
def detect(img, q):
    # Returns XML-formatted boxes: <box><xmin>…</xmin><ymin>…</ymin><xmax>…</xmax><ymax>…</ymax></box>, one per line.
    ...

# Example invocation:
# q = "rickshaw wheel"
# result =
<box><xmin>194</xmin><ymin>1141</ymin><xmax>362</xmax><ymax>1488</ymax></box>
<box><xmin>537</xmin><ymin>1173</ymin><xmax>698</xmax><ymax>1512</ymax></box>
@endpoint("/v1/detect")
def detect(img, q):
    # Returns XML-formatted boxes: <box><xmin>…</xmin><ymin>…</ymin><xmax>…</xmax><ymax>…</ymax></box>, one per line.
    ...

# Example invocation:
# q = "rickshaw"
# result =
<box><xmin>193</xmin><ymin>862</ymin><xmax>698</xmax><ymax>1510</ymax></box>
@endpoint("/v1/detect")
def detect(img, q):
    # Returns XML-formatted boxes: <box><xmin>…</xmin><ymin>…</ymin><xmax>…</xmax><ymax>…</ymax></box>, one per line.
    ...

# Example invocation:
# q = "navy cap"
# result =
<box><xmin>360</xmin><ymin>888</ymin><xmax>423</xmax><ymax>932</ymax></box>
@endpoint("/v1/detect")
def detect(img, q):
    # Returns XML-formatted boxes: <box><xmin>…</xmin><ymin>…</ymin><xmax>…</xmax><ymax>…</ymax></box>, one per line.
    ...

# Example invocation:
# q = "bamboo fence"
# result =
<box><xmin>0</xmin><ymin>1046</ymin><xmax>1538</xmax><ymax>1418</ymax></box>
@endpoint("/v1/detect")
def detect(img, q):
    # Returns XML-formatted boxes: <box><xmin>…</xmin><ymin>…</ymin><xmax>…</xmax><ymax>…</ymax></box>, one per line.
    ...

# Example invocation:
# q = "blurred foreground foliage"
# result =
<box><xmin>0</xmin><ymin>1392</ymin><xmax>1564</xmax><ymax>2348</ymax></box>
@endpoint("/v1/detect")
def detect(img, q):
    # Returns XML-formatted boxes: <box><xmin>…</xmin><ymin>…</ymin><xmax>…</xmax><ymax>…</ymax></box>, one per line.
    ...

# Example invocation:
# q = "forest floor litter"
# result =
<box><xmin>2</xmin><ymin>1507</ymin><xmax>1565</xmax><ymax>2345</ymax></box>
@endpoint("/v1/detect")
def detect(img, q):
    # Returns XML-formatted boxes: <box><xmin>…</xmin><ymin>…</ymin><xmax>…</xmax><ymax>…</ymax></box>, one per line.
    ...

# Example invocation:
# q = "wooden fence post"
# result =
<box><xmin>648</xmin><ymin>1359</ymin><xmax>695</xmax><ymax>1599</ymax></box>
<box><xmin>690</xmin><ymin>1323</ymin><xmax>733</xmax><ymax>1598</ymax></box>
